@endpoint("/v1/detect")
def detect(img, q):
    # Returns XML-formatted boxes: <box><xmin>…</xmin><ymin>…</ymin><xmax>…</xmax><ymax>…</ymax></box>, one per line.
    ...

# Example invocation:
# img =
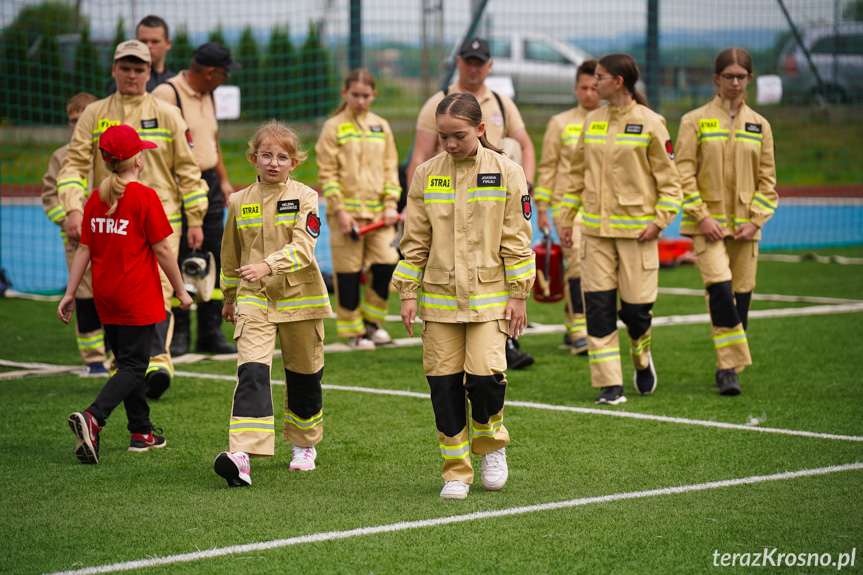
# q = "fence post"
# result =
<box><xmin>646</xmin><ymin>0</ymin><xmax>659</xmax><ymax>109</ymax></box>
<box><xmin>349</xmin><ymin>0</ymin><xmax>362</xmax><ymax>70</ymax></box>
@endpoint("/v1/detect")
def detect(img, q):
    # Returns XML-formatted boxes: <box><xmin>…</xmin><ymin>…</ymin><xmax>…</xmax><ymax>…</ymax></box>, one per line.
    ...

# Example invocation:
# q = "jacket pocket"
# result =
<box><xmin>642</xmin><ymin>244</ymin><xmax>660</xmax><ymax>270</ymax></box>
<box><xmin>423</xmin><ymin>268</ymin><xmax>450</xmax><ymax>285</ymax></box>
<box><xmin>477</xmin><ymin>266</ymin><xmax>505</xmax><ymax>283</ymax></box>
<box><xmin>286</xmin><ymin>269</ymin><xmax>316</xmax><ymax>286</ymax></box>
<box><xmin>233</xmin><ymin>316</ymin><xmax>246</xmax><ymax>341</ymax></box>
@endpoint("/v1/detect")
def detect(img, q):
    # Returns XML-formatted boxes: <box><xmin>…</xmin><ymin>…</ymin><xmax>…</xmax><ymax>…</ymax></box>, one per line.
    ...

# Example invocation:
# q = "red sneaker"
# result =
<box><xmin>128</xmin><ymin>429</ymin><xmax>166</xmax><ymax>452</ymax></box>
<box><xmin>68</xmin><ymin>411</ymin><xmax>101</xmax><ymax>464</ymax></box>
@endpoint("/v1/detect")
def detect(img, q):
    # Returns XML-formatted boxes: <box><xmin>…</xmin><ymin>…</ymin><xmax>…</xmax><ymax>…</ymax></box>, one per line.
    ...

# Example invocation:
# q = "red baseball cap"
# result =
<box><xmin>99</xmin><ymin>124</ymin><xmax>157</xmax><ymax>162</ymax></box>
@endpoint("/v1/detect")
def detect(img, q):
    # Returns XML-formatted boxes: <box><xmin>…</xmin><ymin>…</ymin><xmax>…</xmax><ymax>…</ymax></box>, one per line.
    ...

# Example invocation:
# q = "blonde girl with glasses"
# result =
<box><xmin>674</xmin><ymin>47</ymin><xmax>778</xmax><ymax>396</ymax></box>
<box><xmin>214</xmin><ymin>120</ymin><xmax>333</xmax><ymax>487</ymax></box>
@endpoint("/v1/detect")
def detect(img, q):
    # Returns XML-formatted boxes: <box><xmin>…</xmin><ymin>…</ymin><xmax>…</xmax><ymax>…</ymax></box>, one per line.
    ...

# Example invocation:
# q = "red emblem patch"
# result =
<box><xmin>185</xmin><ymin>129</ymin><xmax>195</xmax><ymax>148</ymax></box>
<box><xmin>306</xmin><ymin>212</ymin><xmax>321</xmax><ymax>238</ymax></box>
<box><xmin>665</xmin><ymin>139</ymin><xmax>674</xmax><ymax>160</ymax></box>
<box><xmin>521</xmin><ymin>194</ymin><xmax>532</xmax><ymax>221</ymax></box>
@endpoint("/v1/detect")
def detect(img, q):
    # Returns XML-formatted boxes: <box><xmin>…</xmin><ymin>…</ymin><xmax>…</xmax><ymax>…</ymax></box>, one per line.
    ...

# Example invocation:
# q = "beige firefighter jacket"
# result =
<box><xmin>315</xmin><ymin>108</ymin><xmax>401</xmax><ymax>219</ymax></box>
<box><xmin>534</xmin><ymin>105</ymin><xmax>591</xmax><ymax>216</ymax></box>
<box><xmin>676</xmin><ymin>96</ymin><xmax>778</xmax><ymax>240</ymax></box>
<box><xmin>57</xmin><ymin>92</ymin><xmax>208</xmax><ymax>227</ymax></box>
<box><xmin>394</xmin><ymin>143</ymin><xmax>536</xmax><ymax>323</ymax></box>
<box><xmin>220</xmin><ymin>179</ymin><xmax>332</xmax><ymax>322</ymax></box>
<box><xmin>559</xmin><ymin>101</ymin><xmax>682</xmax><ymax>239</ymax></box>
<box><xmin>42</xmin><ymin>144</ymin><xmax>92</xmax><ymax>229</ymax></box>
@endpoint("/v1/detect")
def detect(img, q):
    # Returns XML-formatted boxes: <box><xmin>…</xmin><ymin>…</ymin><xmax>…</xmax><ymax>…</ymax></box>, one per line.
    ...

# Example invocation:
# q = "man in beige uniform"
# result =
<box><xmin>42</xmin><ymin>92</ymin><xmax>108</xmax><ymax>376</ymax></box>
<box><xmin>57</xmin><ymin>40</ymin><xmax>208</xmax><ymax>399</ymax></box>
<box><xmin>406</xmin><ymin>37</ymin><xmax>536</xmax><ymax>369</ymax></box>
<box><xmin>153</xmin><ymin>42</ymin><xmax>240</xmax><ymax>356</ymax></box>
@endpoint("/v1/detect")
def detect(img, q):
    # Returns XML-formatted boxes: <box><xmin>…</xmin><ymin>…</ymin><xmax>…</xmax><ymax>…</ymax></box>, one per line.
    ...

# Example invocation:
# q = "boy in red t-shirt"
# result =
<box><xmin>58</xmin><ymin>124</ymin><xmax>193</xmax><ymax>465</ymax></box>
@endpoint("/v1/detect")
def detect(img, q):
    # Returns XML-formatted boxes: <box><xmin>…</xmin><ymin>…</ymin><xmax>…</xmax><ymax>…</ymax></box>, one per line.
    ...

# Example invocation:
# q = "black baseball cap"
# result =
<box><xmin>458</xmin><ymin>37</ymin><xmax>491</xmax><ymax>62</ymax></box>
<box><xmin>192</xmin><ymin>42</ymin><xmax>242</xmax><ymax>70</ymax></box>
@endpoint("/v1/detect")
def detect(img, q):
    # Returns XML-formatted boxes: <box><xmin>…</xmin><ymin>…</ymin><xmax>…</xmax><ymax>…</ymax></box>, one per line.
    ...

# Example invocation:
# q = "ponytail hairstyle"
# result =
<box><xmin>99</xmin><ymin>155</ymin><xmax>138</xmax><ymax>216</ymax></box>
<box><xmin>598</xmin><ymin>53</ymin><xmax>649</xmax><ymax>108</ymax></box>
<box><xmin>334</xmin><ymin>68</ymin><xmax>377</xmax><ymax>115</ymax></box>
<box><xmin>247</xmin><ymin>119</ymin><xmax>308</xmax><ymax>165</ymax></box>
<box><xmin>715</xmin><ymin>47</ymin><xmax>753</xmax><ymax>76</ymax></box>
<box><xmin>435</xmin><ymin>92</ymin><xmax>504</xmax><ymax>154</ymax></box>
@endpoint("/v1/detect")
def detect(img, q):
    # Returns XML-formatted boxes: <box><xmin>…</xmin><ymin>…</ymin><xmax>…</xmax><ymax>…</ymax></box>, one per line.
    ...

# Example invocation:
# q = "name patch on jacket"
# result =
<box><xmin>278</xmin><ymin>200</ymin><xmax>300</xmax><ymax>213</ymax></box>
<box><xmin>370</xmin><ymin>125</ymin><xmax>383</xmax><ymax>133</ymax></box>
<box><xmin>745</xmin><ymin>123</ymin><xmax>762</xmax><ymax>134</ymax></box>
<box><xmin>478</xmin><ymin>173</ymin><xmax>501</xmax><ymax>187</ymax></box>
<box><xmin>306</xmin><ymin>213</ymin><xmax>321</xmax><ymax>238</ymax></box>
<box><xmin>241</xmin><ymin>204</ymin><xmax>261</xmax><ymax>217</ymax></box>
<box><xmin>97</xmin><ymin>119</ymin><xmax>120</xmax><ymax>131</ymax></box>
<box><xmin>625</xmin><ymin>124</ymin><xmax>643</xmax><ymax>134</ymax></box>
<box><xmin>588</xmin><ymin>121</ymin><xmax>608</xmax><ymax>133</ymax></box>
<box><xmin>428</xmin><ymin>176</ymin><xmax>451</xmax><ymax>189</ymax></box>
<box><xmin>700</xmin><ymin>119</ymin><xmax>721</xmax><ymax>130</ymax></box>
<box><xmin>141</xmin><ymin>118</ymin><xmax>158</xmax><ymax>130</ymax></box>
<box><xmin>521</xmin><ymin>195</ymin><xmax>532</xmax><ymax>221</ymax></box>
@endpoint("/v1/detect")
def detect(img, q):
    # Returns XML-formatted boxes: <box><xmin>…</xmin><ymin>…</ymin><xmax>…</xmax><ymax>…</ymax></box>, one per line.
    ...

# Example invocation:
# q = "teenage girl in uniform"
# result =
<box><xmin>675</xmin><ymin>47</ymin><xmax>777</xmax><ymax>395</ymax></box>
<box><xmin>560</xmin><ymin>54</ymin><xmax>682</xmax><ymax>405</ymax></box>
<box><xmin>214</xmin><ymin>120</ymin><xmax>332</xmax><ymax>487</ymax></box>
<box><xmin>316</xmin><ymin>69</ymin><xmax>401</xmax><ymax>350</ymax></box>
<box><xmin>395</xmin><ymin>92</ymin><xmax>535</xmax><ymax>499</ymax></box>
<box><xmin>59</xmin><ymin>124</ymin><xmax>193</xmax><ymax>464</ymax></box>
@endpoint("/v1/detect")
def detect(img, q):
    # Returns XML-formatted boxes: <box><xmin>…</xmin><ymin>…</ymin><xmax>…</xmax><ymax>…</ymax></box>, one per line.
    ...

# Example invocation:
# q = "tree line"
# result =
<box><xmin>0</xmin><ymin>2</ymin><xmax>337</xmax><ymax>125</ymax></box>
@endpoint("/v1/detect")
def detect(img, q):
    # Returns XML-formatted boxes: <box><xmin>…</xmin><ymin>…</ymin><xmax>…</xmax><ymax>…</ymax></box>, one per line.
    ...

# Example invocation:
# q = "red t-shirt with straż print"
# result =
<box><xmin>80</xmin><ymin>181</ymin><xmax>172</xmax><ymax>325</ymax></box>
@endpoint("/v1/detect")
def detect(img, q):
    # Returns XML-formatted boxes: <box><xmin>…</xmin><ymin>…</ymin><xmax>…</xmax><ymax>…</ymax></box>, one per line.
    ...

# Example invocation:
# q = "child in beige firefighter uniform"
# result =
<box><xmin>560</xmin><ymin>54</ymin><xmax>682</xmax><ymax>405</ymax></box>
<box><xmin>316</xmin><ymin>70</ymin><xmax>401</xmax><ymax>350</ymax></box>
<box><xmin>42</xmin><ymin>92</ymin><xmax>109</xmax><ymax>376</ymax></box>
<box><xmin>214</xmin><ymin>120</ymin><xmax>332</xmax><ymax>487</ymax></box>
<box><xmin>396</xmin><ymin>93</ymin><xmax>535</xmax><ymax>500</ymax></box>
<box><xmin>675</xmin><ymin>48</ymin><xmax>777</xmax><ymax>396</ymax></box>
<box><xmin>56</xmin><ymin>40</ymin><xmax>208</xmax><ymax>400</ymax></box>
<box><xmin>534</xmin><ymin>60</ymin><xmax>600</xmax><ymax>355</ymax></box>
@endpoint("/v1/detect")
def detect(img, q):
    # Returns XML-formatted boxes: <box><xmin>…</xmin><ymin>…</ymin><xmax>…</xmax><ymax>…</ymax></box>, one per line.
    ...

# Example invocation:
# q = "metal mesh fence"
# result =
<box><xmin>1</xmin><ymin>0</ymin><xmax>861</xmax><ymax>293</ymax></box>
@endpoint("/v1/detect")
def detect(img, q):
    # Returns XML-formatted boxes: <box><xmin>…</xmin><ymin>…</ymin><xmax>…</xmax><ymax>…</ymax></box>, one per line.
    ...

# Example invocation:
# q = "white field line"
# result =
<box><xmin>657</xmin><ymin>287</ymin><xmax>863</xmax><ymax>305</ymax></box>
<box><xmin>172</xmin><ymin>370</ymin><xmax>863</xmax><ymax>443</ymax></box>
<box><xmin>45</xmin><ymin>462</ymin><xmax>863</xmax><ymax>575</ymax></box>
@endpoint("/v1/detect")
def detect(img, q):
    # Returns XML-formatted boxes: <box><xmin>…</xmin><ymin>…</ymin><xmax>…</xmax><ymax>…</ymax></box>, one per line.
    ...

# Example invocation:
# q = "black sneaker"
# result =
<box><xmin>145</xmin><ymin>367</ymin><xmax>171</xmax><ymax>400</ymax></box>
<box><xmin>505</xmin><ymin>337</ymin><xmax>534</xmax><ymax>370</ymax></box>
<box><xmin>129</xmin><ymin>428</ymin><xmax>166</xmax><ymax>452</ymax></box>
<box><xmin>716</xmin><ymin>369</ymin><xmax>741</xmax><ymax>396</ymax></box>
<box><xmin>633</xmin><ymin>353</ymin><xmax>657</xmax><ymax>395</ymax></box>
<box><xmin>571</xmin><ymin>338</ymin><xmax>589</xmax><ymax>356</ymax></box>
<box><xmin>595</xmin><ymin>385</ymin><xmax>627</xmax><ymax>405</ymax></box>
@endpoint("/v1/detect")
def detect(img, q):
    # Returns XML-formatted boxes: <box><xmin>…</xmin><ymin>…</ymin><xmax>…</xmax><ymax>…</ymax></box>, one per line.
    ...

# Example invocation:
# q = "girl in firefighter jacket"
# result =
<box><xmin>675</xmin><ymin>48</ymin><xmax>778</xmax><ymax>396</ymax></box>
<box><xmin>394</xmin><ymin>92</ymin><xmax>536</xmax><ymax>500</ymax></box>
<box><xmin>214</xmin><ymin>120</ymin><xmax>333</xmax><ymax>487</ymax></box>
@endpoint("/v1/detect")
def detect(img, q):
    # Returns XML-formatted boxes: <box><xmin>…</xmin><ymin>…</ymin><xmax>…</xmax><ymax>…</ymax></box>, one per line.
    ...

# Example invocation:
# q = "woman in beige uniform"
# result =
<box><xmin>675</xmin><ymin>47</ymin><xmax>777</xmax><ymax>396</ymax></box>
<box><xmin>395</xmin><ymin>93</ymin><xmax>535</xmax><ymax>500</ymax></box>
<box><xmin>560</xmin><ymin>54</ymin><xmax>682</xmax><ymax>405</ymax></box>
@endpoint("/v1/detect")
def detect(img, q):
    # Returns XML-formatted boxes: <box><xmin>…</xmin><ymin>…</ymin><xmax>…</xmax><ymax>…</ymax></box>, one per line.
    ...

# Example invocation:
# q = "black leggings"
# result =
<box><xmin>86</xmin><ymin>323</ymin><xmax>156</xmax><ymax>434</ymax></box>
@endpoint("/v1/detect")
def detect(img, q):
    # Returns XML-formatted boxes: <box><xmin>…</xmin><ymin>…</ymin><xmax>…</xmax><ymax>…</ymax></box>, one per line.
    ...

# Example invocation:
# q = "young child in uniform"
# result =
<box><xmin>59</xmin><ymin>124</ymin><xmax>193</xmax><ymax>464</ymax></box>
<box><xmin>560</xmin><ymin>54</ymin><xmax>682</xmax><ymax>405</ymax></box>
<box><xmin>316</xmin><ymin>69</ymin><xmax>401</xmax><ymax>350</ymax></box>
<box><xmin>395</xmin><ymin>92</ymin><xmax>535</xmax><ymax>500</ymax></box>
<box><xmin>675</xmin><ymin>47</ymin><xmax>777</xmax><ymax>396</ymax></box>
<box><xmin>214</xmin><ymin>120</ymin><xmax>332</xmax><ymax>487</ymax></box>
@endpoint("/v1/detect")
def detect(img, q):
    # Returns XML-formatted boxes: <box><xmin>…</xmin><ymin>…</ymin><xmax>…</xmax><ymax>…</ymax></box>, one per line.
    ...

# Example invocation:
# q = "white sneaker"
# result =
<box><xmin>214</xmin><ymin>451</ymin><xmax>251</xmax><ymax>487</ymax></box>
<box><xmin>440</xmin><ymin>480</ymin><xmax>470</xmax><ymax>499</ymax></box>
<box><xmin>481</xmin><ymin>447</ymin><xmax>508</xmax><ymax>490</ymax></box>
<box><xmin>348</xmin><ymin>336</ymin><xmax>376</xmax><ymax>351</ymax></box>
<box><xmin>367</xmin><ymin>325</ymin><xmax>392</xmax><ymax>345</ymax></box>
<box><xmin>290</xmin><ymin>444</ymin><xmax>317</xmax><ymax>471</ymax></box>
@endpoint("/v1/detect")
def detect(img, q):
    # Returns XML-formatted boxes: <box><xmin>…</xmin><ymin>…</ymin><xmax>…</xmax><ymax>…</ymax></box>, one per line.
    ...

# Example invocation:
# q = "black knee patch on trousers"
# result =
<box><xmin>234</xmin><ymin>362</ymin><xmax>274</xmax><ymax>417</ymax></box>
<box><xmin>336</xmin><ymin>271</ymin><xmax>362</xmax><ymax>311</ymax></box>
<box><xmin>619</xmin><ymin>300</ymin><xmax>653</xmax><ymax>341</ymax></box>
<box><xmin>150</xmin><ymin>313</ymin><xmax>171</xmax><ymax>357</ymax></box>
<box><xmin>585</xmin><ymin>289</ymin><xmax>618</xmax><ymax>338</ymax></box>
<box><xmin>75</xmin><ymin>298</ymin><xmax>102</xmax><ymax>333</ymax></box>
<box><xmin>464</xmin><ymin>373</ymin><xmax>506</xmax><ymax>425</ymax></box>
<box><xmin>427</xmin><ymin>373</ymin><xmax>466</xmax><ymax>437</ymax></box>
<box><xmin>568</xmin><ymin>277</ymin><xmax>584</xmax><ymax>314</ymax></box>
<box><xmin>735</xmin><ymin>291</ymin><xmax>753</xmax><ymax>331</ymax></box>
<box><xmin>707</xmin><ymin>281</ymin><xmax>741</xmax><ymax>328</ymax></box>
<box><xmin>369</xmin><ymin>263</ymin><xmax>397</xmax><ymax>300</ymax></box>
<box><xmin>284</xmin><ymin>367</ymin><xmax>323</xmax><ymax>419</ymax></box>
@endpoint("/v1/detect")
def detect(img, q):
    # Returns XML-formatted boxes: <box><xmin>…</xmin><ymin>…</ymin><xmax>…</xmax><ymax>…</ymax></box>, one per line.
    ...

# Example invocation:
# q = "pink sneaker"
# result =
<box><xmin>214</xmin><ymin>451</ymin><xmax>251</xmax><ymax>487</ymax></box>
<box><xmin>290</xmin><ymin>445</ymin><xmax>317</xmax><ymax>471</ymax></box>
